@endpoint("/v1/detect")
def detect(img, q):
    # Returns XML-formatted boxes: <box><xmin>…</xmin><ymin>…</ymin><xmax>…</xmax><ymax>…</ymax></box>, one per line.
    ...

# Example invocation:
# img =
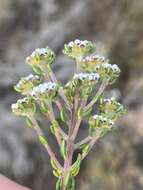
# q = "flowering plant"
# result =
<box><xmin>12</xmin><ymin>39</ymin><xmax>125</xmax><ymax>190</ymax></box>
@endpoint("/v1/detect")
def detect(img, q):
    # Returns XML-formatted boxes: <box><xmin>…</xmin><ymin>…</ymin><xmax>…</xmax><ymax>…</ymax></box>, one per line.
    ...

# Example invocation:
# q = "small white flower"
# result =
<box><xmin>102</xmin><ymin>63</ymin><xmax>112</xmax><ymax>69</ymax></box>
<box><xmin>73</xmin><ymin>73</ymin><xmax>99</xmax><ymax>81</ymax></box>
<box><xmin>11</xmin><ymin>103</ymin><xmax>19</xmax><ymax>109</ymax></box>
<box><xmin>31</xmin><ymin>82</ymin><xmax>57</xmax><ymax>97</ymax></box>
<box><xmin>74</xmin><ymin>39</ymin><xmax>81</xmax><ymax>45</ymax></box>
<box><xmin>112</xmin><ymin>64</ymin><xmax>120</xmax><ymax>72</ymax></box>
<box><xmin>35</xmin><ymin>48</ymin><xmax>48</xmax><ymax>56</ymax></box>
<box><xmin>17</xmin><ymin>97</ymin><xmax>28</xmax><ymax>104</ymax></box>
<box><xmin>68</xmin><ymin>41</ymin><xmax>74</xmax><ymax>48</ymax></box>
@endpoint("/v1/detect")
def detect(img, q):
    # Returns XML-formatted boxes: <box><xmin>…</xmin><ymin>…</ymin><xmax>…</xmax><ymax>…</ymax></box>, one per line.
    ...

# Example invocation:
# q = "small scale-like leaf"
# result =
<box><xmin>77</xmin><ymin>107</ymin><xmax>83</xmax><ymax>119</ymax></box>
<box><xmin>53</xmin><ymin>170</ymin><xmax>61</xmax><ymax>178</ymax></box>
<box><xmin>60</xmin><ymin>140</ymin><xmax>67</xmax><ymax>159</ymax></box>
<box><xmin>71</xmin><ymin>154</ymin><xmax>82</xmax><ymax>177</ymax></box>
<box><xmin>50</xmin><ymin>159</ymin><xmax>59</xmax><ymax>171</ymax></box>
<box><xmin>69</xmin><ymin>177</ymin><xmax>75</xmax><ymax>190</ymax></box>
<box><xmin>60</xmin><ymin>108</ymin><xmax>66</xmax><ymax>123</ymax></box>
<box><xmin>40</xmin><ymin>101</ymin><xmax>49</xmax><ymax>113</ymax></box>
<box><xmin>39</xmin><ymin>135</ymin><xmax>48</xmax><ymax>146</ymax></box>
<box><xmin>26</xmin><ymin>117</ymin><xmax>33</xmax><ymax>128</ymax></box>
<box><xmin>56</xmin><ymin>179</ymin><xmax>62</xmax><ymax>190</ymax></box>
<box><xmin>82</xmin><ymin>144</ymin><xmax>90</xmax><ymax>158</ymax></box>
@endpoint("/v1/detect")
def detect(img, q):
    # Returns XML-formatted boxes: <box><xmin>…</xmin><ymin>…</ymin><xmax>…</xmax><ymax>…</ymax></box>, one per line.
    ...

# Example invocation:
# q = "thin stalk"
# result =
<box><xmin>84</xmin><ymin>80</ymin><xmax>109</xmax><ymax>112</ymax></box>
<box><xmin>30</xmin><ymin>116</ymin><xmax>62</xmax><ymax>170</ymax></box>
<box><xmin>75</xmin><ymin>136</ymin><xmax>92</xmax><ymax>149</ymax></box>
<box><xmin>47</xmin><ymin>104</ymin><xmax>63</xmax><ymax>145</ymax></box>
<box><xmin>71</xmin><ymin>97</ymin><xmax>88</xmax><ymax>140</ymax></box>
<box><xmin>48</xmin><ymin>67</ymin><xmax>71</xmax><ymax>110</ymax></box>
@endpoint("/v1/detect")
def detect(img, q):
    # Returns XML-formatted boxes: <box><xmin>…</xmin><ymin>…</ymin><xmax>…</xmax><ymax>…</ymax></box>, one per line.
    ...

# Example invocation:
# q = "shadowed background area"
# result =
<box><xmin>0</xmin><ymin>0</ymin><xmax>143</xmax><ymax>189</ymax></box>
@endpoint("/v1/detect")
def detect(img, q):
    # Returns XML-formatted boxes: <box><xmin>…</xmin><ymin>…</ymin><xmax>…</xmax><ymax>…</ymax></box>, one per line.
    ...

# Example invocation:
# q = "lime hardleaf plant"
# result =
<box><xmin>12</xmin><ymin>39</ymin><xmax>125</xmax><ymax>190</ymax></box>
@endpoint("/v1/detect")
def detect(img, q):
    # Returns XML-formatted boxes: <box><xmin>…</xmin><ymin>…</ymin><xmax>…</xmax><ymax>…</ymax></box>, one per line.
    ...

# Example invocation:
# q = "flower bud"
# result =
<box><xmin>73</xmin><ymin>72</ymin><xmax>100</xmax><ymax>82</ymax></box>
<box><xmin>63</xmin><ymin>39</ymin><xmax>95</xmax><ymax>60</ymax></box>
<box><xmin>11</xmin><ymin>97</ymin><xmax>36</xmax><ymax>116</ymax></box>
<box><xmin>95</xmin><ymin>63</ymin><xmax>120</xmax><ymax>84</ymax></box>
<box><xmin>89</xmin><ymin>114</ymin><xmax>114</xmax><ymax>137</ymax></box>
<box><xmin>100</xmin><ymin>98</ymin><xmax>125</xmax><ymax>119</ymax></box>
<box><xmin>81</xmin><ymin>54</ymin><xmax>106</xmax><ymax>71</ymax></box>
<box><xmin>65</xmin><ymin>73</ymin><xmax>100</xmax><ymax>100</ymax></box>
<box><xmin>26</xmin><ymin>47</ymin><xmax>55</xmax><ymax>74</ymax></box>
<box><xmin>14</xmin><ymin>74</ymin><xmax>41</xmax><ymax>95</ymax></box>
<box><xmin>31</xmin><ymin>82</ymin><xmax>58</xmax><ymax>101</ymax></box>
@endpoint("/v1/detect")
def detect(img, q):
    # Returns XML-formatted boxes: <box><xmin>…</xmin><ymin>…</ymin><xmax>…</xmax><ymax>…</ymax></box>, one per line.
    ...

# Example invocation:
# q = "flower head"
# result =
<box><xmin>63</xmin><ymin>39</ymin><xmax>95</xmax><ymax>60</ymax></box>
<box><xmin>66</xmin><ymin>72</ymin><xmax>100</xmax><ymax>90</ymax></box>
<box><xmin>31</xmin><ymin>82</ymin><xmax>58</xmax><ymax>101</ymax></box>
<box><xmin>11</xmin><ymin>97</ymin><xmax>35</xmax><ymax>116</ymax></box>
<box><xmin>81</xmin><ymin>55</ymin><xmax>106</xmax><ymax>71</ymax></box>
<box><xmin>95</xmin><ymin>63</ymin><xmax>120</xmax><ymax>84</ymax></box>
<box><xmin>73</xmin><ymin>72</ymin><xmax>100</xmax><ymax>82</ymax></box>
<box><xmin>26</xmin><ymin>47</ymin><xmax>55</xmax><ymax>74</ymax></box>
<box><xmin>89</xmin><ymin>114</ymin><xmax>114</xmax><ymax>137</ymax></box>
<box><xmin>14</xmin><ymin>74</ymin><xmax>41</xmax><ymax>95</ymax></box>
<box><xmin>100</xmin><ymin>98</ymin><xmax>125</xmax><ymax>119</ymax></box>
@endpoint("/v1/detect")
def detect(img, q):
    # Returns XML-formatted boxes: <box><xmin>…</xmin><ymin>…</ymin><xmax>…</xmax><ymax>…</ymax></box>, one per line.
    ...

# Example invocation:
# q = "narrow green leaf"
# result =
<box><xmin>50</xmin><ymin>159</ymin><xmax>59</xmax><ymax>171</ymax></box>
<box><xmin>77</xmin><ymin>107</ymin><xmax>82</xmax><ymax>119</ymax></box>
<box><xmin>60</xmin><ymin>140</ymin><xmax>67</xmax><ymax>159</ymax></box>
<box><xmin>39</xmin><ymin>135</ymin><xmax>48</xmax><ymax>146</ymax></box>
<box><xmin>70</xmin><ymin>177</ymin><xmax>75</xmax><ymax>190</ymax></box>
<box><xmin>56</xmin><ymin>179</ymin><xmax>62</xmax><ymax>190</ymax></box>
<box><xmin>53</xmin><ymin>170</ymin><xmax>60</xmax><ymax>178</ymax></box>
<box><xmin>82</xmin><ymin>144</ymin><xmax>90</xmax><ymax>158</ymax></box>
<box><xmin>26</xmin><ymin>117</ymin><xmax>33</xmax><ymax>128</ymax></box>
<box><xmin>71</xmin><ymin>154</ymin><xmax>82</xmax><ymax>177</ymax></box>
<box><xmin>60</xmin><ymin>108</ymin><xmax>66</xmax><ymax>122</ymax></box>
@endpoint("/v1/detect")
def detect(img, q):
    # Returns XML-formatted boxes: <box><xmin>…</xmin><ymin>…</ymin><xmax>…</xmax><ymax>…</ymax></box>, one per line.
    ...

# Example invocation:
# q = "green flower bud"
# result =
<box><xmin>65</xmin><ymin>73</ymin><xmax>100</xmax><ymax>100</ymax></box>
<box><xmin>68</xmin><ymin>72</ymin><xmax>100</xmax><ymax>87</ymax></box>
<box><xmin>81</xmin><ymin>54</ymin><xmax>106</xmax><ymax>71</ymax></box>
<box><xmin>89</xmin><ymin>114</ymin><xmax>114</xmax><ymax>137</ymax></box>
<box><xmin>31</xmin><ymin>82</ymin><xmax>58</xmax><ymax>101</ymax></box>
<box><xmin>14</xmin><ymin>74</ymin><xmax>41</xmax><ymax>95</ymax></box>
<box><xmin>11</xmin><ymin>97</ymin><xmax>36</xmax><ymax>116</ymax></box>
<box><xmin>100</xmin><ymin>98</ymin><xmax>125</xmax><ymax>119</ymax></box>
<box><xmin>63</xmin><ymin>39</ymin><xmax>95</xmax><ymax>60</ymax></box>
<box><xmin>26</xmin><ymin>47</ymin><xmax>55</xmax><ymax>74</ymax></box>
<box><xmin>95</xmin><ymin>63</ymin><xmax>120</xmax><ymax>84</ymax></box>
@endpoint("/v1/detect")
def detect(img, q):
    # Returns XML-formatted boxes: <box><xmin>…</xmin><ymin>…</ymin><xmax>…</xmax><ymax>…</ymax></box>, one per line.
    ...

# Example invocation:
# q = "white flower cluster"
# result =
<box><xmin>97</xmin><ymin>63</ymin><xmax>120</xmax><ymax>73</ymax></box>
<box><xmin>25</xmin><ymin>74</ymin><xmax>40</xmax><ymax>80</ymax></box>
<box><xmin>17</xmin><ymin>97</ymin><xmax>29</xmax><ymax>104</ymax></box>
<box><xmin>31</xmin><ymin>82</ymin><xmax>57</xmax><ymax>98</ymax></box>
<box><xmin>83</xmin><ymin>54</ymin><xmax>105</xmax><ymax>63</ymax></box>
<box><xmin>102</xmin><ymin>98</ymin><xmax>122</xmax><ymax>109</ymax></box>
<box><xmin>11</xmin><ymin>97</ymin><xmax>35</xmax><ymax>116</ymax></box>
<box><xmin>92</xmin><ymin>114</ymin><xmax>114</xmax><ymax>126</ymax></box>
<box><xmin>11</xmin><ymin>97</ymin><xmax>29</xmax><ymax>111</ymax></box>
<box><xmin>73</xmin><ymin>72</ymin><xmax>100</xmax><ymax>81</ymax></box>
<box><xmin>103</xmin><ymin>97</ymin><xmax>116</xmax><ymax>103</ymax></box>
<box><xmin>68</xmin><ymin>39</ymin><xmax>89</xmax><ymax>48</ymax></box>
<box><xmin>15</xmin><ymin>74</ymin><xmax>40</xmax><ymax>88</ymax></box>
<box><xmin>11</xmin><ymin>102</ymin><xmax>19</xmax><ymax>110</ymax></box>
<box><xmin>31</xmin><ymin>48</ymin><xmax>49</xmax><ymax>57</ymax></box>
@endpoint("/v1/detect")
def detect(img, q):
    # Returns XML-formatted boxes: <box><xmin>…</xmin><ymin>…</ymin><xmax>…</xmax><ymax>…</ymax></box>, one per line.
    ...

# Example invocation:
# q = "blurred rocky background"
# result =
<box><xmin>0</xmin><ymin>0</ymin><xmax>143</xmax><ymax>189</ymax></box>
